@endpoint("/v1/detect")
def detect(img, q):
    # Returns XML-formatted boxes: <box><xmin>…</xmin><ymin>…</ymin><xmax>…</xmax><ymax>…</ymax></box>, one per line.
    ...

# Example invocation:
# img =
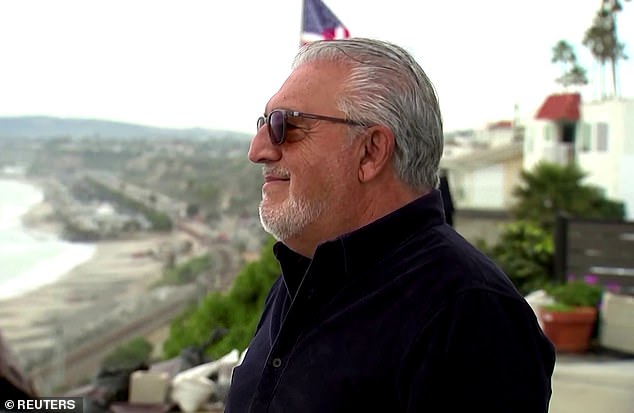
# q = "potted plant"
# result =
<box><xmin>539</xmin><ymin>281</ymin><xmax>603</xmax><ymax>353</ymax></box>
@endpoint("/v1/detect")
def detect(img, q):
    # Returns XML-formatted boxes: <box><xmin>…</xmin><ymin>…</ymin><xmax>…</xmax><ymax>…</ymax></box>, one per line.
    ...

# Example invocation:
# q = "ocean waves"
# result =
<box><xmin>0</xmin><ymin>179</ymin><xmax>96</xmax><ymax>300</ymax></box>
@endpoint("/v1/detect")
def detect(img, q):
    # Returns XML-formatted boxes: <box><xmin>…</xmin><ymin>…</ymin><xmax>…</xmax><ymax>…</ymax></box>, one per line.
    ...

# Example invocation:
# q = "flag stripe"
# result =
<box><xmin>301</xmin><ymin>0</ymin><xmax>350</xmax><ymax>44</ymax></box>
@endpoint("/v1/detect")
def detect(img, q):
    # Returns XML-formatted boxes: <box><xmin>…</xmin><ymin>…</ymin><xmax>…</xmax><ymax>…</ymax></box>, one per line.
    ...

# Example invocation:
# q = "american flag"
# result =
<box><xmin>301</xmin><ymin>0</ymin><xmax>350</xmax><ymax>45</ymax></box>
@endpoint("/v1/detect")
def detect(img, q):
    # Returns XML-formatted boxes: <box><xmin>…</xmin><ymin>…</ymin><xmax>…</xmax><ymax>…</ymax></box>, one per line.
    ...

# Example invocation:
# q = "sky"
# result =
<box><xmin>1</xmin><ymin>0</ymin><xmax>633</xmax><ymax>135</ymax></box>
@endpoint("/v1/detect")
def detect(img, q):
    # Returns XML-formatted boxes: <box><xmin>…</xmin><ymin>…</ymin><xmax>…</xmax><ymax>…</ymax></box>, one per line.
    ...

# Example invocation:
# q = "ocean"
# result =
<box><xmin>0</xmin><ymin>178</ymin><xmax>96</xmax><ymax>300</ymax></box>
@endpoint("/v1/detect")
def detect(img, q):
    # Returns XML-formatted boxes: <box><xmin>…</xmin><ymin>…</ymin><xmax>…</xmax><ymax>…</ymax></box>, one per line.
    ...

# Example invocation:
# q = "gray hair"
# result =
<box><xmin>293</xmin><ymin>38</ymin><xmax>443</xmax><ymax>191</ymax></box>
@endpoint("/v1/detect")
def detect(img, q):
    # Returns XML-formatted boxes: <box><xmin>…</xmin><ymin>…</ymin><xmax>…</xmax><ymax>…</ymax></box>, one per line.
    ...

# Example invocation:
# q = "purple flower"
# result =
<box><xmin>583</xmin><ymin>274</ymin><xmax>599</xmax><ymax>285</ymax></box>
<box><xmin>606</xmin><ymin>282</ymin><xmax>621</xmax><ymax>294</ymax></box>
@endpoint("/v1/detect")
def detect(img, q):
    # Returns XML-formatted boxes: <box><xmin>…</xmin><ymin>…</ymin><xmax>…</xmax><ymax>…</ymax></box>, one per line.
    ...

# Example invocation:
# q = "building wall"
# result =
<box><xmin>503</xmin><ymin>156</ymin><xmax>524</xmax><ymax>208</ymax></box>
<box><xmin>619</xmin><ymin>156</ymin><xmax>634</xmax><ymax>219</ymax></box>
<box><xmin>578</xmin><ymin>98</ymin><xmax>634</xmax><ymax>216</ymax></box>
<box><xmin>624</xmin><ymin>101</ymin><xmax>634</xmax><ymax>154</ymax></box>
<box><xmin>447</xmin><ymin>145</ymin><xmax>523</xmax><ymax>211</ymax></box>
<box><xmin>470</xmin><ymin>164</ymin><xmax>504</xmax><ymax>208</ymax></box>
<box><xmin>450</xmin><ymin>159</ymin><xmax>521</xmax><ymax>210</ymax></box>
<box><xmin>524</xmin><ymin>119</ymin><xmax>551</xmax><ymax>171</ymax></box>
<box><xmin>576</xmin><ymin>141</ymin><xmax>619</xmax><ymax>199</ymax></box>
<box><xmin>475</xmin><ymin>126</ymin><xmax>515</xmax><ymax>148</ymax></box>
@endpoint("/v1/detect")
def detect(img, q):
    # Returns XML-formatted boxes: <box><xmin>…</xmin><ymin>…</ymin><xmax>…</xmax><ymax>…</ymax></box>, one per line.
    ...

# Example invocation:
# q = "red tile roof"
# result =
<box><xmin>535</xmin><ymin>93</ymin><xmax>581</xmax><ymax>121</ymax></box>
<box><xmin>487</xmin><ymin>120</ymin><xmax>513</xmax><ymax>129</ymax></box>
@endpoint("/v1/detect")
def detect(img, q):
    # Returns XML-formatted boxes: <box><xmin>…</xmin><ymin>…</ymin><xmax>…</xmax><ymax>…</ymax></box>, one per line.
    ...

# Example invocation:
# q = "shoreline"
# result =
<box><xmin>0</xmin><ymin>229</ymin><xmax>174</xmax><ymax>341</ymax></box>
<box><xmin>20</xmin><ymin>197</ymin><xmax>65</xmax><ymax>239</ymax></box>
<box><xmin>0</xmin><ymin>185</ymin><xmax>191</xmax><ymax>372</ymax></box>
<box><xmin>0</xmin><ymin>176</ymin><xmax>240</xmax><ymax>393</ymax></box>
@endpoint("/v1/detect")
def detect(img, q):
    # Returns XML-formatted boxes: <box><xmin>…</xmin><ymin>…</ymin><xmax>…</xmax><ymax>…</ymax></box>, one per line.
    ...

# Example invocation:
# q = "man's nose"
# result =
<box><xmin>248</xmin><ymin>125</ymin><xmax>282</xmax><ymax>164</ymax></box>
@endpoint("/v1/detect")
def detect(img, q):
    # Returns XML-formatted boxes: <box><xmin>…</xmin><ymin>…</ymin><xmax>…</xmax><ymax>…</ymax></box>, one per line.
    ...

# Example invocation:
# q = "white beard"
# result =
<box><xmin>259</xmin><ymin>193</ymin><xmax>326</xmax><ymax>242</ymax></box>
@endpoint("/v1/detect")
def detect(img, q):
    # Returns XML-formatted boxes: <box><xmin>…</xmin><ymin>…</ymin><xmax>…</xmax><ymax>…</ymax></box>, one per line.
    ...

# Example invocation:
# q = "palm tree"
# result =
<box><xmin>583</xmin><ymin>0</ymin><xmax>630</xmax><ymax>97</ymax></box>
<box><xmin>564</xmin><ymin>65</ymin><xmax>589</xmax><ymax>88</ymax></box>
<box><xmin>552</xmin><ymin>40</ymin><xmax>577</xmax><ymax>69</ymax></box>
<box><xmin>512</xmin><ymin>162</ymin><xmax>624</xmax><ymax>231</ymax></box>
<box><xmin>551</xmin><ymin>40</ymin><xmax>588</xmax><ymax>88</ymax></box>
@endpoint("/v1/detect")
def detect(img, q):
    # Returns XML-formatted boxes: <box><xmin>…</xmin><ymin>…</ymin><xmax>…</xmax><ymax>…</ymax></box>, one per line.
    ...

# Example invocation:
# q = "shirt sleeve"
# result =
<box><xmin>398</xmin><ymin>289</ymin><xmax>556</xmax><ymax>412</ymax></box>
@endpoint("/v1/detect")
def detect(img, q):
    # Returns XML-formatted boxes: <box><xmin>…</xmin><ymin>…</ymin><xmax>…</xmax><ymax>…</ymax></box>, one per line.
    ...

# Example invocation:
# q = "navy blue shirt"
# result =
<box><xmin>226</xmin><ymin>190</ymin><xmax>555</xmax><ymax>412</ymax></box>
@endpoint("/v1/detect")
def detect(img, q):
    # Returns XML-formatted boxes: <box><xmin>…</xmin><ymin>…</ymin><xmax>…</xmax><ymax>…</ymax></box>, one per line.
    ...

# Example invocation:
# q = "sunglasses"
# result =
<box><xmin>257</xmin><ymin>109</ymin><xmax>363</xmax><ymax>145</ymax></box>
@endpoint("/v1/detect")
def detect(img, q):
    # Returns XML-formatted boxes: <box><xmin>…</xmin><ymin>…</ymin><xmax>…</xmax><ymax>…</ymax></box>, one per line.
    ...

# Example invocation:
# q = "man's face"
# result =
<box><xmin>248</xmin><ymin>61</ymin><xmax>361</xmax><ymax>251</ymax></box>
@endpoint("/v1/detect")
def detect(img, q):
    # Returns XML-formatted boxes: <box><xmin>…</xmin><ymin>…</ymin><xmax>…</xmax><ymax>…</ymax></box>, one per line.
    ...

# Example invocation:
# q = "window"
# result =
<box><xmin>544</xmin><ymin>124</ymin><xmax>553</xmax><ymax>141</ymax></box>
<box><xmin>580</xmin><ymin>123</ymin><xmax>591</xmax><ymax>152</ymax></box>
<box><xmin>597</xmin><ymin>122</ymin><xmax>609</xmax><ymax>152</ymax></box>
<box><xmin>562</xmin><ymin>122</ymin><xmax>576</xmax><ymax>143</ymax></box>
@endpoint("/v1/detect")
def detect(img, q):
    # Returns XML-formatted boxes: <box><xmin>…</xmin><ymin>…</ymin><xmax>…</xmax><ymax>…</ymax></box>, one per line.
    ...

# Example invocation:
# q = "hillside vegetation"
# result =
<box><xmin>163</xmin><ymin>237</ymin><xmax>279</xmax><ymax>359</ymax></box>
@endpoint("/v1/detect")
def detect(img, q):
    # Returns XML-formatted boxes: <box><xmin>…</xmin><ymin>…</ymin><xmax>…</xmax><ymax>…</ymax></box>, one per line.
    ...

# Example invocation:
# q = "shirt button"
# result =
<box><xmin>272</xmin><ymin>358</ymin><xmax>282</xmax><ymax>368</ymax></box>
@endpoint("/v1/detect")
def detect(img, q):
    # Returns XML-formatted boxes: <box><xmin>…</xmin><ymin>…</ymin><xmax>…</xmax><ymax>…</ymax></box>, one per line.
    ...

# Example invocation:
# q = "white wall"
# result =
<box><xmin>619</xmin><ymin>155</ymin><xmax>634</xmax><ymax>220</ymax></box>
<box><xmin>475</xmin><ymin>127</ymin><xmax>515</xmax><ymax>148</ymax></box>
<box><xmin>579</xmin><ymin>99</ymin><xmax>634</xmax><ymax>213</ymax></box>
<box><xmin>524</xmin><ymin>119</ymin><xmax>567</xmax><ymax>171</ymax></box>
<box><xmin>469</xmin><ymin>164</ymin><xmax>504</xmax><ymax>208</ymax></box>
<box><xmin>523</xmin><ymin>120</ymin><xmax>542</xmax><ymax>171</ymax></box>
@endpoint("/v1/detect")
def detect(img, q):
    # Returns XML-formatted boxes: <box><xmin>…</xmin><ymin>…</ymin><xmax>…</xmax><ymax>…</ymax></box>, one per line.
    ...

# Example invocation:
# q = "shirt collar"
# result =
<box><xmin>274</xmin><ymin>189</ymin><xmax>446</xmax><ymax>297</ymax></box>
<box><xmin>337</xmin><ymin>189</ymin><xmax>445</xmax><ymax>276</ymax></box>
<box><xmin>274</xmin><ymin>241</ymin><xmax>312</xmax><ymax>299</ymax></box>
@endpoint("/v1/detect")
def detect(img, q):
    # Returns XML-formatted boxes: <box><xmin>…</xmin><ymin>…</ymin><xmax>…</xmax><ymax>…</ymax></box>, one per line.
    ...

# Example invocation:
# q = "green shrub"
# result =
<box><xmin>513</xmin><ymin>162</ymin><xmax>625</xmax><ymax>231</ymax></box>
<box><xmin>545</xmin><ymin>281</ymin><xmax>602</xmax><ymax>309</ymax></box>
<box><xmin>481</xmin><ymin>162</ymin><xmax>625</xmax><ymax>295</ymax></box>
<box><xmin>162</xmin><ymin>237</ymin><xmax>279</xmax><ymax>360</ymax></box>
<box><xmin>159</xmin><ymin>253</ymin><xmax>213</xmax><ymax>285</ymax></box>
<box><xmin>101</xmin><ymin>337</ymin><xmax>153</xmax><ymax>369</ymax></box>
<box><xmin>481</xmin><ymin>221</ymin><xmax>553</xmax><ymax>295</ymax></box>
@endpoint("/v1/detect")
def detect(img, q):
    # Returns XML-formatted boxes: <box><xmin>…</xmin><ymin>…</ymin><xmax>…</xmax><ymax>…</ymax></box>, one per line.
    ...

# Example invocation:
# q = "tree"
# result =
<box><xmin>480</xmin><ymin>162</ymin><xmax>625</xmax><ymax>294</ymax></box>
<box><xmin>552</xmin><ymin>40</ymin><xmax>577</xmax><ymax>68</ymax></box>
<box><xmin>551</xmin><ymin>40</ymin><xmax>588</xmax><ymax>88</ymax></box>
<box><xmin>512</xmin><ymin>162</ymin><xmax>624</xmax><ymax>231</ymax></box>
<box><xmin>186</xmin><ymin>203</ymin><xmax>200</xmax><ymax>218</ymax></box>
<box><xmin>481</xmin><ymin>221</ymin><xmax>554</xmax><ymax>295</ymax></box>
<box><xmin>583</xmin><ymin>0</ymin><xmax>630</xmax><ymax>97</ymax></box>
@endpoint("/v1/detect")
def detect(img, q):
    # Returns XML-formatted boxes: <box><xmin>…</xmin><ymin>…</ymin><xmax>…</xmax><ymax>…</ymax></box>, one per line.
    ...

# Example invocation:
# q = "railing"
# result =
<box><xmin>542</xmin><ymin>142</ymin><xmax>574</xmax><ymax>165</ymax></box>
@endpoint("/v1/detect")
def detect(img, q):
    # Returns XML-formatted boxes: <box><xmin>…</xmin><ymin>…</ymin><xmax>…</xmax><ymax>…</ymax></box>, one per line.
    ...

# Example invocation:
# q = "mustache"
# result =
<box><xmin>262</xmin><ymin>166</ymin><xmax>291</xmax><ymax>179</ymax></box>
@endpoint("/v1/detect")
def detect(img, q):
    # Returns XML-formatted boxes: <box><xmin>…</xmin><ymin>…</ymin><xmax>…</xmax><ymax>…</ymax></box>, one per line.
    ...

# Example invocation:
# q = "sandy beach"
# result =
<box><xmin>0</xmin><ymin>198</ymin><xmax>202</xmax><ymax>373</ymax></box>
<box><xmin>0</xmin><ymin>234</ymin><xmax>169</xmax><ymax>331</ymax></box>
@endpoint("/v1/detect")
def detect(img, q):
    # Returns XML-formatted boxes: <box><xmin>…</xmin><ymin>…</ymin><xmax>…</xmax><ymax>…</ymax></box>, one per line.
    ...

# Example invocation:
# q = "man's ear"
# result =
<box><xmin>358</xmin><ymin>125</ymin><xmax>395</xmax><ymax>183</ymax></box>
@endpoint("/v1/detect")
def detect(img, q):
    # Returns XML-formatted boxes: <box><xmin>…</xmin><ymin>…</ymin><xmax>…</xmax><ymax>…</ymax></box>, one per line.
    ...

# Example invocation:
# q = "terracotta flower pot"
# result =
<box><xmin>540</xmin><ymin>306</ymin><xmax>597</xmax><ymax>353</ymax></box>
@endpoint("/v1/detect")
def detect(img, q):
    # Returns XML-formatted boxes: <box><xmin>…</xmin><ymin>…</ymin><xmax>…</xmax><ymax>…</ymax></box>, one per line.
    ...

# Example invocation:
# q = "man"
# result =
<box><xmin>226</xmin><ymin>38</ymin><xmax>555</xmax><ymax>412</ymax></box>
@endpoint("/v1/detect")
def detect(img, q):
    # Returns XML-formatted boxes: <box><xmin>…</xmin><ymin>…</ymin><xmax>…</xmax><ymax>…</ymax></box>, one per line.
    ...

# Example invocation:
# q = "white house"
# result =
<box><xmin>524</xmin><ymin>93</ymin><xmax>634</xmax><ymax>219</ymax></box>
<box><xmin>523</xmin><ymin>93</ymin><xmax>580</xmax><ymax>170</ymax></box>
<box><xmin>441</xmin><ymin>121</ymin><xmax>523</xmax><ymax>210</ymax></box>
<box><xmin>578</xmin><ymin>98</ymin><xmax>634</xmax><ymax>219</ymax></box>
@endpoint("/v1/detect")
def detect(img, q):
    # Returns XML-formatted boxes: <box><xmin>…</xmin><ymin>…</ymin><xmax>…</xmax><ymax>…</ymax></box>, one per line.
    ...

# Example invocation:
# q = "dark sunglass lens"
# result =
<box><xmin>257</xmin><ymin>117</ymin><xmax>265</xmax><ymax>131</ymax></box>
<box><xmin>269</xmin><ymin>111</ymin><xmax>285</xmax><ymax>144</ymax></box>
